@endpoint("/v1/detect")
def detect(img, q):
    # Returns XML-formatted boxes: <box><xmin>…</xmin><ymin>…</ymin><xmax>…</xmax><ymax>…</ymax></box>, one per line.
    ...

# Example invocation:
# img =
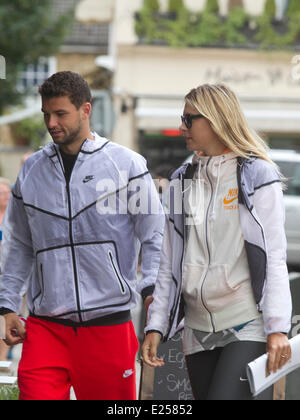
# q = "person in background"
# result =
<box><xmin>0</xmin><ymin>178</ymin><xmax>11</xmax><ymax>241</ymax></box>
<box><xmin>20</xmin><ymin>151</ymin><xmax>34</xmax><ymax>167</ymax></box>
<box><xmin>0</xmin><ymin>178</ymin><xmax>11</xmax><ymax>366</ymax></box>
<box><xmin>0</xmin><ymin>178</ymin><xmax>11</xmax><ymax>228</ymax></box>
<box><xmin>142</xmin><ymin>83</ymin><xmax>292</xmax><ymax>401</ymax></box>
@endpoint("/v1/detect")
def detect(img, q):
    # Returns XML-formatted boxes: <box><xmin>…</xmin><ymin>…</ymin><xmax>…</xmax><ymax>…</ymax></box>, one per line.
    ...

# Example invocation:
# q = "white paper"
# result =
<box><xmin>247</xmin><ymin>334</ymin><xmax>300</xmax><ymax>397</ymax></box>
<box><xmin>0</xmin><ymin>315</ymin><xmax>5</xmax><ymax>339</ymax></box>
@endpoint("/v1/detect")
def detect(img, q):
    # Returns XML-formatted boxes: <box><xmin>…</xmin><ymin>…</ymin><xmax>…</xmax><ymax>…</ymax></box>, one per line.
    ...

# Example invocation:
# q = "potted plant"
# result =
<box><xmin>11</xmin><ymin>116</ymin><xmax>47</xmax><ymax>149</ymax></box>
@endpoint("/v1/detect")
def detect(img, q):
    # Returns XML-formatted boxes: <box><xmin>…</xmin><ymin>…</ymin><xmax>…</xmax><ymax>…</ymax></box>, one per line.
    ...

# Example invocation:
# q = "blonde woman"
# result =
<box><xmin>142</xmin><ymin>84</ymin><xmax>292</xmax><ymax>400</ymax></box>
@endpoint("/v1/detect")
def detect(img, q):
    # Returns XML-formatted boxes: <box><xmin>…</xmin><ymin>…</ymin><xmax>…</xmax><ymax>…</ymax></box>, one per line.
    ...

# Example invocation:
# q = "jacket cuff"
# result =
<box><xmin>141</xmin><ymin>285</ymin><xmax>155</xmax><ymax>302</ymax></box>
<box><xmin>0</xmin><ymin>307</ymin><xmax>15</xmax><ymax>316</ymax></box>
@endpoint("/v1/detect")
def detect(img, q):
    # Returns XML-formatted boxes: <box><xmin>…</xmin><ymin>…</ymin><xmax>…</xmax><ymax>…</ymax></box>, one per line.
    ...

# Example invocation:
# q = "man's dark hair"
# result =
<box><xmin>39</xmin><ymin>71</ymin><xmax>92</xmax><ymax>109</ymax></box>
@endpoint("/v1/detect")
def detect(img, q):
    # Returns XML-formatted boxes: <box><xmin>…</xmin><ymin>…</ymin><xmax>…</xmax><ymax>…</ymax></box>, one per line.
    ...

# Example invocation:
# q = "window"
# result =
<box><xmin>17</xmin><ymin>56</ymin><xmax>57</xmax><ymax>93</ymax></box>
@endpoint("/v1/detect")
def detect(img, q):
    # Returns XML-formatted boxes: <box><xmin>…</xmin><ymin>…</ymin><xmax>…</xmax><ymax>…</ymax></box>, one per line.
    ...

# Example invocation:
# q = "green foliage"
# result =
<box><xmin>0</xmin><ymin>385</ymin><xmax>19</xmax><ymax>400</ymax></box>
<box><xmin>0</xmin><ymin>0</ymin><xmax>73</xmax><ymax>114</ymax></box>
<box><xmin>264</xmin><ymin>0</ymin><xmax>276</xmax><ymax>19</ymax></box>
<box><xmin>225</xmin><ymin>7</ymin><xmax>248</xmax><ymax>46</ymax></box>
<box><xmin>144</xmin><ymin>0</ymin><xmax>160</xmax><ymax>13</ymax></box>
<box><xmin>158</xmin><ymin>8</ymin><xmax>191</xmax><ymax>47</ymax></box>
<box><xmin>188</xmin><ymin>12</ymin><xmax>225</xmax><ymax>46</ymax></box>
<box><xmin>168</xmin><ymin>0</ymin><xmax>185</xmax><ymax>13</ymax></box>
<box><xmin>254</xmin><ymin>14</ymin><xmax>276</xmax><ymax>47</ymax></box>
<box><xmin>255</xmin><ymin>0</ymin><xmax>276</xmax><ymax>48</ymax></box>
<box><xmin>136</xmin><ymin>2</ymin><xmax>225</xmax><ymax>48</ymax></box>
<box><xmin>135</xmin><ymin>0</ymin><xmax>162</xmax><ymax>42</ymax></box>
<box><xmin>11</xmin><ymin>116</ymin><xmax>47</xmax><ymax>150</ymax></box>
<box><xmin>286</xmin><ymin>0</ymin><xmax>300</xmax><ymax>18</ymax></box>
<box><xmin>255</xmin><ymin>0</ymin><xmax>300</xmax><ymax>49</ymax></box>
<box><xmin>205</xmin><ymin>0</ymin><xmax>219</xmax><ymax>14</ymax></box>
<box><xmin>135</xmin><ymin>7</ymin><xmax>160</xmax><ymax>43</ymax></box>
<box><xmin>286</xmin><ymin>12</ymin><xmax>300</xmax><ymax>42</ymax></box>
<box><xmin>135</xmin><ymin>1</ymin><xmax>300</xmax><ymax>51</ymax></box>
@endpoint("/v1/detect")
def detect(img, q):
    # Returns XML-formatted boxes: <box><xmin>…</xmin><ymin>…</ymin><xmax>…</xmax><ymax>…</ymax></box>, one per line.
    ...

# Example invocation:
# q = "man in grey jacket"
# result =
<box><xmin>0</xmin><ymin>71</ymin><xmax>164</xmax><ymax>400</ymax></box>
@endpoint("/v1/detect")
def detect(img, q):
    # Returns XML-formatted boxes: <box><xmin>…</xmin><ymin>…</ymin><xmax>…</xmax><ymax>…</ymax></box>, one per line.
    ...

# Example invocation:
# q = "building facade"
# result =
<box><xmin>108</xmin><ymin>0</ymin><xmax>300</xmax><ymax>172</ymax></box>
<box><xmin>1</xmin><ymin>0</ymin><xmax>300</xmax><ymax>180</ymax></box>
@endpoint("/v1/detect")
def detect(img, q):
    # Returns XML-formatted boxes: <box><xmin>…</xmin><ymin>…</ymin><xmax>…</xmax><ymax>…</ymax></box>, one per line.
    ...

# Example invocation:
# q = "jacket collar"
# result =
<box><xmin>175</xmin><ymin>154</ymin><xmax>257</xmax><ymax>182</ymax></box>
<box><xmin>42</xmin><ymin>132</ymin><xmax>110</xmax><ymax>158</ymax></box>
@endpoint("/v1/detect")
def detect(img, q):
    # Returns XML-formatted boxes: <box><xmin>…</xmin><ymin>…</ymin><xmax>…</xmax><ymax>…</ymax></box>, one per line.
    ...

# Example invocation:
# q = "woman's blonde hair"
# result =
<box><xmin>185</xmin><ymin>83</ymin><xmax>275</xmax><ymax>165</ymax></box>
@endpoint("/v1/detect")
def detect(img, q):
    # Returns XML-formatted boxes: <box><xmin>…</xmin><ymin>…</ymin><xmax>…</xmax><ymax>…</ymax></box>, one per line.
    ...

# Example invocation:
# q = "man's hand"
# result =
<box><xmin>267</xmin><ymin>333</ymin><xmax>291</xmax><ymax>374</ymax></box>
<box><xmin>141</xmin><ymin>332</ymin><xmax>164</xmax><ymax>368</ymax></box>
<box><xmin>3</xmin><ymin>313</ymin><xmax>26</xmax><ymax>346</ymax></box>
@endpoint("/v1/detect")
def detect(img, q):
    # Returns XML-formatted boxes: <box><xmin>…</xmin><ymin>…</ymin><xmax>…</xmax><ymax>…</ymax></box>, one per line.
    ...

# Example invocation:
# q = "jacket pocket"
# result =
<box><xmin>182</xmin><ymin>263</ymin><xmax>207</xmax><ymax>310</ymax></box>
<box><xmin>203</xmin><ymin>264</ymin><xmax>236</xmax><ymax>312</ymax></box>
<box><xmin>108</xmin><ymin>251</ymin><xmax>126</xmax><ymax>295</ymax></box>
<box><xmin>75</xmin><ymin>242</ymin><xmax>132</xmax><ymax>312</ymax></box>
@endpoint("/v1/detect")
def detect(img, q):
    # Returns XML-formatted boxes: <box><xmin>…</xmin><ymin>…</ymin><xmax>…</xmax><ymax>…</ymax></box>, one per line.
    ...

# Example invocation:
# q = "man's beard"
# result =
<box><xmin>52</xmin><ymin>121</ymin><xmax>82</xmax><ymax>146</ymax></box>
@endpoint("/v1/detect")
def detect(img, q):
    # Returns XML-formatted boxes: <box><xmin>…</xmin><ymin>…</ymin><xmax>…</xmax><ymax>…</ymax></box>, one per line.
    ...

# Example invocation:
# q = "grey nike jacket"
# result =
<box><xmin>0</xmin><ymin>134</ymin><xmax>165</xmax><ymax>324</ymax></box>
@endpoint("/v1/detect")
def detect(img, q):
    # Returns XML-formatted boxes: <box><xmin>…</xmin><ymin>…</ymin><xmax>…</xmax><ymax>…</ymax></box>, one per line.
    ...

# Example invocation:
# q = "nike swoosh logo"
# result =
<box><xmin>223</xmin><ymin>196</ymin><xmax>238</xmax><ymax>205</ymax></box>
<box><xmin>83</xmin><ymin>176</ymin><xmax>94</xmax><ymax>184</ymax></box>
<box><xmin>123</xmin><ymin>370</ymin><xmax>134</xmax><ymax>378</ymax></box>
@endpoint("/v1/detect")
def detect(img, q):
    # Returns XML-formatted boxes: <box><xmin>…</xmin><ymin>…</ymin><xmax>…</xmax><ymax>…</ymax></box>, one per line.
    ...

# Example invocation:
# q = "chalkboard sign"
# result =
<box><xmin>153</xmin><ymin>331</ymin><xmax>194</xmax><ymax>400</ymax></box>
<box><xmin>139</xmin><ymin>331</ymin><xmax>194</xmax><ymax>401</ymax></box>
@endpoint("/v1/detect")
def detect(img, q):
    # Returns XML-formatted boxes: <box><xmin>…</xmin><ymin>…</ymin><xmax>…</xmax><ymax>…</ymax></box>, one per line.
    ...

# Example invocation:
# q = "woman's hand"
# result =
<box><xmin>144</xmin><ymin>296</ymin><xmax>154</xmax><ymax>313</ymax></box>
<box><xmin>267</xmin><ymin>333</ymin><xmax>291</xmax><ymax>374</ymax></box>
<box><xmin>141</xmin><ymin>332</ymin><xmax>164</xmax><ymax>368</ymax></box>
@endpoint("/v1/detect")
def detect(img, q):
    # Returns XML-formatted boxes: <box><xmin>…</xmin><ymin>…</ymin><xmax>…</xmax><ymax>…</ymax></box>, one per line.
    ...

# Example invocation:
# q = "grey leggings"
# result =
<box><xmin>185</xmin><ymin>341</ymin><xmax>273</xmax><ymax>400</ymax></box>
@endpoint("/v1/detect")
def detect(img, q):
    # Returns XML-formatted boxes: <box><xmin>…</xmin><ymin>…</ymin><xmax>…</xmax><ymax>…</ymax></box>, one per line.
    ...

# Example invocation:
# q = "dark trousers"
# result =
<box><xmin>185</xmin><ymin>341</ymin><xmax>273</xmax><ymax>400</ymax></box>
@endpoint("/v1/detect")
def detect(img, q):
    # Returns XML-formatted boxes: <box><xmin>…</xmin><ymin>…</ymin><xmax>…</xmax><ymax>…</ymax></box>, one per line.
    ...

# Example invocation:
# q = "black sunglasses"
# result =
<box><xmin>181</xmin><ymin>114</ymin><xmax>204</xmax><ymax>129</ymax></box>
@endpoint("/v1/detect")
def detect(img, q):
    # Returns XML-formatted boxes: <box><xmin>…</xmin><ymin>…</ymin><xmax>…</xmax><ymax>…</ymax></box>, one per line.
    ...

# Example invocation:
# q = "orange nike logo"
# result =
<box><xmin>223</xmin><ymin>196</ymin><xmax>238</xmax><ymax>205</ymax></box>
<box><xmin>223</xmin><ymin>188</ymin><xmax>239</xmax><ymax>207</ymax></box>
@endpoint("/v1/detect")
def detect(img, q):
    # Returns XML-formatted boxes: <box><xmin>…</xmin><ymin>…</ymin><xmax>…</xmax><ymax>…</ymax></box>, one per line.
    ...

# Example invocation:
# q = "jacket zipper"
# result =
<box><xmin>108</xmin><ymin>251</ymin><xmax>126</xmax><ymax>294</ymax></box>
<box><xmin>167</xmin><ymin>173</ymin><xmax>186</xmax><ymax>339</ymax></box>
<box><xmin>54</xmin><ymin>147</ymin><xmax>83</xmax><ymax>322</ymax></box>
<box><xmin>66</xmin><ymin>181</ymin><xmax>83</xmax><ymax>322</ymax></box>
<box><xmin>54</xmin><ymin>146</ymin><xmax>84</xmax><ymax>322</ymax></box>
<box><xmin>200</xmin><ymin>158</ymin><xmax>216</xmax><ymax>332</ymax></box>
<box><xmin>39</xmin><ymin>263</ymin><xmax>45</xmax><ymax>305</ymax></box>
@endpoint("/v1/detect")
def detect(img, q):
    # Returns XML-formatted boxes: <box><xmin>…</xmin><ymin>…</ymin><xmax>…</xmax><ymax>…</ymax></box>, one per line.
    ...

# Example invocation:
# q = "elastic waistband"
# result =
<box><xmin>29</xmin><ymin>310</ymin><xmax>131</xmax><ymax>328</ymax></box>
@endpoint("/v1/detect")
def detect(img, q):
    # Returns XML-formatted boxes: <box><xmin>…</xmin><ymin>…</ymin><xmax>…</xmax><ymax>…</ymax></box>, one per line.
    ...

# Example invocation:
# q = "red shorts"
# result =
<box><xmin>18</xmin><ymin>317</ymin><xmax>139</xmax><ymax>400</ymax></box>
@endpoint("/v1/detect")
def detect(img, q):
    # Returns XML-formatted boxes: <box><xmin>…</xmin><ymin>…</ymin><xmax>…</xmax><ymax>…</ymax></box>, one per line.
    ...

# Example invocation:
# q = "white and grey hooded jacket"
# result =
<box><xmin>0</xmin><ymin>134</ymin><xmax>165</xmax><ymax>325</ymax></box>
<box><xmin>145</xmin><ymin>156</ymin><xmax>292</xmax><ymax>340</ymax></box>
